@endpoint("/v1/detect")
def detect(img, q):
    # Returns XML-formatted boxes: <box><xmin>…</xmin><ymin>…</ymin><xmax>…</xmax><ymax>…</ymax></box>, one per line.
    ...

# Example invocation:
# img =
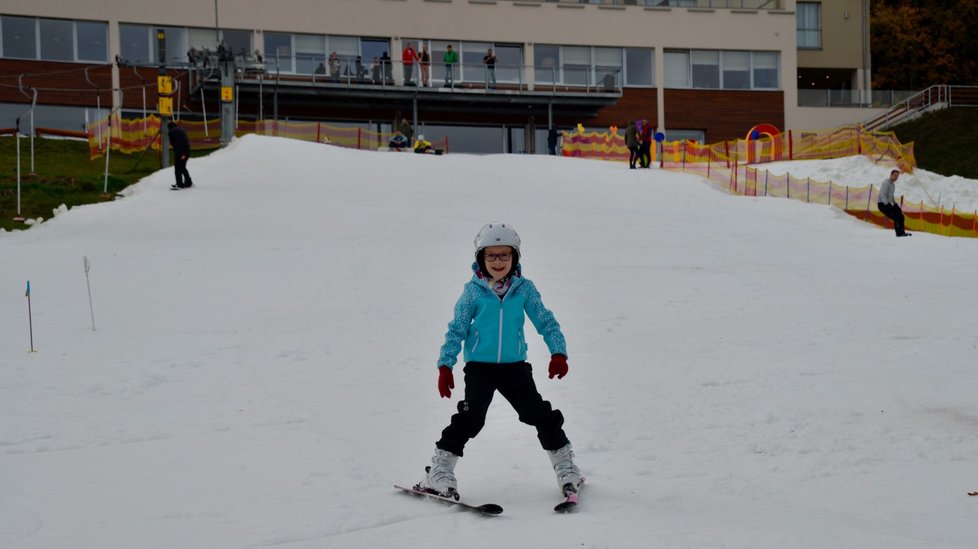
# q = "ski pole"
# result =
<box><xmin>26</xmin><ymin>280</ymin><xmax>35</xmax><ymax>353</ymax></box>
<box><xmin>84</xmin><ymin>257</ymin><xmax>96</xmax><ymax>331</ymax></box>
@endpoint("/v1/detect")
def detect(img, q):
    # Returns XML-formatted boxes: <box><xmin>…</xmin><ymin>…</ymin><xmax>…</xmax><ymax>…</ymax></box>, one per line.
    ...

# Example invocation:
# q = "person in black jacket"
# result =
<box><xmin>167</xmin><ymin>121</ymin><xmax>193</xmax><ymax>189</ymax></box>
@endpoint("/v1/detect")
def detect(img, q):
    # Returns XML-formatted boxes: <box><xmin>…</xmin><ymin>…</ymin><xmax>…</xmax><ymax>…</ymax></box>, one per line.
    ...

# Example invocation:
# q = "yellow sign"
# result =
<box><xmin>157</xmin><ymin>75</ymin><xmax>173</xmax><ymax>95</ymax></box>
<box><xmin>158</xmin><ymin>96</ymin><xmax>173</xmax><ymax>115</ymax></box>
<box><xmin>221</xmin><ymin>86</ymin><xmax>233</xmax><ymax>102</ymax></box>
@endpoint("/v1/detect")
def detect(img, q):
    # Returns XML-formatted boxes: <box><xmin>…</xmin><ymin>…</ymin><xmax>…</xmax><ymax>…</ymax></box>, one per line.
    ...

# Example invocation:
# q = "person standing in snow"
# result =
<box><xmin>638</xmin><ymin>119</ymin><xmax>653</xmax><ymax>169</ymax></box>
<box><xmin>398</xmin><ymin>118</ymin><xmax>414</xmax><ymax>145</ymax></box>
<box><xmin>417</xmin><ymin>223</ymin><xmax>582</xmax><ymax>501</ymax></box>
<box><xmin>167</xmin><ymin>121</ymin><xmax>193</xmax><ymax>189</ymax></box>
<box><xmin>625</xmin><ymin>120</ymin><xmax>639</xmax><ymax>169</ymax></box>
<box><xmin>878</xmin><ymin>169</ymin><xmax>911</xmax><ymax>237</ymax></box>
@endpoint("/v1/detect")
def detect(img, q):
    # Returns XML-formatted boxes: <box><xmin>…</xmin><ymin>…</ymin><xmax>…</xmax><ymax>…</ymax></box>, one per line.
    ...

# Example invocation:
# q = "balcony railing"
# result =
<box><xmin>230</xmin><ymin>57</ymin><xmax>623</xmax><ymax>95</ymax></box>
<box><xmin>539</xmin><ymin>0</ymin><xmax>784</xmax><ymax>9</ymax></box>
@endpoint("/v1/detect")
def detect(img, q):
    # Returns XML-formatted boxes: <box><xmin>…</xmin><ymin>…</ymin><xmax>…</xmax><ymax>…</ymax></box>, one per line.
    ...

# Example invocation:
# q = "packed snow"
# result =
<box><xmin>2</xmin><ymin>136</ymin><xmax>977</xmax><ymax>549</ymax></box>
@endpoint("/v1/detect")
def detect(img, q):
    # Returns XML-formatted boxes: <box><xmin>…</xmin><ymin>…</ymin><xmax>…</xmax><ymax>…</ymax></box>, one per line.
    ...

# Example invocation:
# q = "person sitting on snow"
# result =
<box><xmin>388</xmin><ymin>131</ymin><xmax>409</xmax><ymax>151</ymax></box>
<box><xmin>413</xmin><ymin>135</ymin><xmax>433</xmax><ymax>154</ymax></box>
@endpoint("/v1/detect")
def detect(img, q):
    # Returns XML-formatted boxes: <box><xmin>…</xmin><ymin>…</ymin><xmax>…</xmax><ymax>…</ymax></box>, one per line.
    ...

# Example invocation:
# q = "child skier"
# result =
<box><xmin>417</xmin><ymin>223</ymin><xmax>582</xmax><ymax>500</ymax></box>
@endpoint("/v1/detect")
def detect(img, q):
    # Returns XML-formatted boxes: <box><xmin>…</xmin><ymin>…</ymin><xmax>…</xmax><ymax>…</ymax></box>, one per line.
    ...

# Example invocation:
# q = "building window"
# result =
<box><xmin>752</xmin><ymin>51</ymin><xmax>779</xmax><ymax>88</ymax></box>
<box><xmin>1</xmin><ymin>16</ymin><xmax>107</xmax><ymax>62</ymax></box>
<box><xmin>797</xmin><ymin>2</ymin><xmax>822</xmax><ymax>49</ymax></box>
<box><xmin>119</xmin><ymin>24</ymin><xmax>151</xmax><ymax>63</ymax></box>
<box><xmin>159</xmin><ymin>27</ymin><xmax>188</xmax><ymax>65</ymax></box>
<box><xmin>330</xmin><ymin>35</ymin><xmax>360</xmax><ymax>78</ymax></box>
<box><xmin>264</xmin><ymin>32</ymin><xmax>293</xmax><ymax>72</ymax></box>
<box><xmin>1</xmin><ymin>16</ymin><xmax>37</xmax><ymax>59</ymax></box>
<box><xmin>594</xmin><ymin>47</ymin><xmax>622</xmax><ymax>89</ymax></box>
<box><xmin>76</xmin><ymin>21</ymin><xmax>108</xmax><ymax>62</ymax></box>
<box><xmin>40</xmin><ymin>19</ymin><xmax>74</xmax><ymax>61</ymax></box>
<box><xmin>534</xmin><ymin>44</ymin><xmax>560</xmax><ymax>84</ymax></box>
<box><xmin>562</xmin><ymin>46</ymin><xmax>591</xmax><ymax>86</ymax></box>
<box><xmin>624</xmin><ymin>47</ymin><xmax>653</xmax><ymax>87</ymax></box>
<box><xmin>294</xmin><ymin>33</ymin><xmax>324</xmax><ymax>74</ymax></box>
<box><xmin>721</xmin><ymin>51</ymin><xmax>750</xmax><ymax>89</ymax></box>
<box><xmin>691</xmin><ymin>50</ymin><xmax>719</xmax><ymax>88</ymax></box>
<box><xmin>493</xmin><ymin>44</ymin><xmax>523</xmax><ymax>84</ymax></box>
<box><xmin>666</xmin><ymin>49</ymin><xmax>780</xmax><ymax>90</ymax></box>
<box><xmin>664</xmin><ymin>50</ymin><xmax>690</xmax><ymax>88</ymax></box>
<box><xmin>221</xmin><ymin>29</ymin><xmax>252</xmax><ymax>54</ymax></box>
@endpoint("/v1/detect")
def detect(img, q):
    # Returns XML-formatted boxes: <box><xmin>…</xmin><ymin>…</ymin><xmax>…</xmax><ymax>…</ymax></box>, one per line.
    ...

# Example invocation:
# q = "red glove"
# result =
<box><xmin>548</xmin><ymin>354</ymin><xmax>568</xmax><ymax>380</ymax></box>
<box><xmin>438</xmin><ymin>366</ymin><xmax>455</xmax><ymax>398</ymax></box>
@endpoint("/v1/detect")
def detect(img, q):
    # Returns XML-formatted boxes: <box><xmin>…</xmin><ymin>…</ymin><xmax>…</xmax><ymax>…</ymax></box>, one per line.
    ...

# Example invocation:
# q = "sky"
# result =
<box><xmin>2</xmin><ymin>136</ymin><xmax>977</xmax><ymax>549</ymax></box>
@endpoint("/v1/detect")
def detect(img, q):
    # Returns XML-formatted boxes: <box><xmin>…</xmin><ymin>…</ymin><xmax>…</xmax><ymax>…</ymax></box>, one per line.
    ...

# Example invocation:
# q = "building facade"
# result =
<box><xmin>0</xmin><ymin>0</ymin><xmax>872</xmax><ymax>153</ymax></box>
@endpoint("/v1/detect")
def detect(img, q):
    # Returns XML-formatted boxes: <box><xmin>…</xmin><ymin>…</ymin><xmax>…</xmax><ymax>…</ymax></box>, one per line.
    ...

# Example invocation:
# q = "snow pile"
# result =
<box><xmin>758</xmin><ymin>155</ymin><xmax>978</xmax><ymax>212</ymax></box>
<box><xmin>1</xmin><ymin>136</ymin><xmax>977</xmax><ymax>548</ymax></box>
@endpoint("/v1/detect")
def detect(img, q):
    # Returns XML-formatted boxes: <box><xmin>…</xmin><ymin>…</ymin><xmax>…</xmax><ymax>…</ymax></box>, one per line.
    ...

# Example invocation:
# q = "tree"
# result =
<box><xmin>872</xmin><ymin>0</ymin><xmax>978</xmax><ymax>90</ymax></box>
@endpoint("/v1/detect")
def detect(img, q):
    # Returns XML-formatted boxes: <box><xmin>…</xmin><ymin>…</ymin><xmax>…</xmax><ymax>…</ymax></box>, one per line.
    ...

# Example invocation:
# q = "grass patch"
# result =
<box><xmin>890</xmin><ymin>107</ymin><xmax>978</xmax><ymax>179</ymax></box>
<box><xmin>0</xmin><ymin>137</ymin><xmax>207</xmax><ymax>232</ymax></box>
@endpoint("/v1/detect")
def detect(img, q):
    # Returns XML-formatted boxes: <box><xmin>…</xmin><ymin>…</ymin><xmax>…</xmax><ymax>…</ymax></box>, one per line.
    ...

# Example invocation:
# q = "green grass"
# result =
<box><xmin>0</xmin><ymin>137</ymin><xmax>208</xmax><ymax>232</ymax></box>
<box><xmin>890</xmin><ymin>107</ymin><xmax>978</xmax><ymax>179</ymax></box>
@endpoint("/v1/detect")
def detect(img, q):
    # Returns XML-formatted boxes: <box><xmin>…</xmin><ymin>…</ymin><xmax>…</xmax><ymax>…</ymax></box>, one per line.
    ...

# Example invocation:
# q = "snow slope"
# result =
<box><xmin>2</xmin><ymin>136</ymin><xmax>977</xmax><ymax>548</ymax></box>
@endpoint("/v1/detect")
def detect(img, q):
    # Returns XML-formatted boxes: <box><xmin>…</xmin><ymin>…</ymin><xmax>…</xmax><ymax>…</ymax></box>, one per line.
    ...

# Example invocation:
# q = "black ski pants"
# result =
<box><xmin>436</xmin><ymin>361</ymin><xmax>569</xmax><ymax>457</ymax></box>
<box><xmin>878</xmin><ymin>202</ymin><xmax>906</xmax><ymax>235</ymax></box>
<box><xmin>174</xmin><ymin>155</ymin><xmax>193</xmax><ymax>188</ymax></box>
<box><xmin>628</xmin><ymin>145</ymin><xmax>639</xmax><ymax>168</ymax></box>
<box><xmin>639</xmin><ymin>142</ymin><xmax>652</xmax><ymax>168</ymax></box>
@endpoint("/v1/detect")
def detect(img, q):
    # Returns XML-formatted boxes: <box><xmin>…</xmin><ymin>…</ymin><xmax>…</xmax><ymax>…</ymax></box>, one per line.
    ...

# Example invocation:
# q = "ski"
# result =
<box><xmin>394</xmin><ymin>484</ymin><xmax>503</xmax><ymax>515</ymax></box>
<box><xmin>554</xmin><ymin>479</ymin><xmax>584</xmax><ymax>513</ymax></box>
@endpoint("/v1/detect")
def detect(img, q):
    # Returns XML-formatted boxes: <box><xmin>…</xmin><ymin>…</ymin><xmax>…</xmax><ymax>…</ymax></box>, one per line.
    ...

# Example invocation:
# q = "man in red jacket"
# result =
<box><xmin>402</xmin><ymin>43</ymin><xmax>419</xmax><ymax>86</ymax></box>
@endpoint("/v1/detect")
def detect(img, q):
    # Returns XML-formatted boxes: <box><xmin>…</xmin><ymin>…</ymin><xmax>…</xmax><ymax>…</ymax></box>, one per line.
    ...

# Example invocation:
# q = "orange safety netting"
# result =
<box><xmin>569</xmin><ymin>123</ymin><xmax>968</xmax><ymax>237</ymax></box>
<box><xmin>87</xmin><ymin>117</ymin><xmax>448</xmax><ymax>159</ymax></box>
<box><xmin>666</xmin><ymin>143</ymin><xmax>976</xmax><ymax>239</ymax></box>
<box><xmin>560</xmin><ymin>129</ymin><xmax>637</xmax><ymax>162</ymax></box>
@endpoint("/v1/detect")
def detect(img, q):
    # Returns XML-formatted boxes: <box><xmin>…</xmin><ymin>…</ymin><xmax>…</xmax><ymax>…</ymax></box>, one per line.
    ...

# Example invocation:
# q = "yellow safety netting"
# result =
<box><xmin>87</xmin><ymin>117</ymin><xmax>448</xmax><ymax>159</ymax></box>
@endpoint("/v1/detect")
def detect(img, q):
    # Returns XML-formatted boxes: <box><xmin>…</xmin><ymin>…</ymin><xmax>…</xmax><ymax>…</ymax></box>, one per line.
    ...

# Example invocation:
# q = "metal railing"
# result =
<box><xmin>541</xmin><ymin>0</ymin><xmax>784</xmax><ymax>9</ymax></box>
<box><xmin>798</xmin><ymin>89</ymin><xmax>918</xmax><ymax>108</ymax></box>
<box><xmin>236</xmin><ymin>58</ymin><xmax>623</xmax><ymax>95</ymax></box>
<box><xmin>857</xmin><ymin>85</ymin><xmax>978</xmax><ymax>130</ymax></box>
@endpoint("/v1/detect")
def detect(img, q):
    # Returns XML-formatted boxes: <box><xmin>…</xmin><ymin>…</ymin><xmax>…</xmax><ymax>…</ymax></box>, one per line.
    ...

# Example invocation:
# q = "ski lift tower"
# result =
<box><xmin>157</xmin><ymin>29</ymin><xmax>171</xmax><ymax>168</ymax></box>
<box><xmin>217</xmin><ymin>42</ymin><xmax>235</xmax><ymax>147</ymax></box>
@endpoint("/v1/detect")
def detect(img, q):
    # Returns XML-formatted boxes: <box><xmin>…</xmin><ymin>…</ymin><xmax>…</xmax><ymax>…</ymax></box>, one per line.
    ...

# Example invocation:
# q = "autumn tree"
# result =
<box><xmin>872</xmin><ymin>0</ymin><xmax>978</xmax><ymax>90</ymax></box>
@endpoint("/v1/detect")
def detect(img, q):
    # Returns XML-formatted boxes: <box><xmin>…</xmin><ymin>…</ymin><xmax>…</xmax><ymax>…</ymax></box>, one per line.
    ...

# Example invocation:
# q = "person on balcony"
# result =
<box><xmin>420</xmin><ymin>45</ymin><xmax>431</xmax><ymax>87</ymax></box>
<box><xmin>483</xmin><ymin>48</ymin><xmax>497</xmax><ymax>89</ymax></box>
<box><xmin>328</xmin><ymin>52</ymin><xmax>340</xmax><ymax>81</ymax></box>
<box><xmin>403</xmin><ymin>43</ymin><xmax>420</xmax><ymax>86</ymax></box>
<box><xmin>443</xmin><ymin>44</ymin><xmax>458</xmax><ymax>88</ymax></box>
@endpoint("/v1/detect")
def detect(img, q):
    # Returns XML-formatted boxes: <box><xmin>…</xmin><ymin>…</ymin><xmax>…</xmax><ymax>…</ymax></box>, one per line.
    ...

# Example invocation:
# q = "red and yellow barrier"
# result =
<box><xmin>87</xmin><ymin>117</ymin><xmax>448</xmax><ymax>159</ymax></box>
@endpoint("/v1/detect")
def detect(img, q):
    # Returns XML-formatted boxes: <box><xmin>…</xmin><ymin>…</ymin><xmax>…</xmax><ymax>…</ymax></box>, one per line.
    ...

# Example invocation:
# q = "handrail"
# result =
<box><xmin>235</xmin><ymin>59</ymin><xmax>624</xmax><ymax>96</ymax></box>
<box><xmin>860</xmin><ymin>84</ymin><xmax>948</xmax><ymax>131</ymax></box>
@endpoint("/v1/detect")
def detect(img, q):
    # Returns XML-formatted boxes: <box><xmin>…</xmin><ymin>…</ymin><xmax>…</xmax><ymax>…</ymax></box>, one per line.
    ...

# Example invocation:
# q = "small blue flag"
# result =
<box><xmin>26</xmin><ymin>280</ymin><xmax>30</xmax><ymax>297</ymax></box>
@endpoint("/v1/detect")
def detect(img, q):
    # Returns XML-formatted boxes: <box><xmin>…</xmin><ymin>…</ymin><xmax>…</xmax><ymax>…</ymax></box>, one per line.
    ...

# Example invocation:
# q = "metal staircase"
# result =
<box><xmin>861</xmin><ymin>85</ymin><xmax>978</xmax><ymax>131</ymax></box>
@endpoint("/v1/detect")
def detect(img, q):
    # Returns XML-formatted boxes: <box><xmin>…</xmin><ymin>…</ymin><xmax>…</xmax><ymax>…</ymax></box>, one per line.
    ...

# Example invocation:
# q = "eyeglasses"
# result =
<box><xmin>484</xmin><ymin>252</ymin><xmax>512</xmax><ymax>262</ymax></box>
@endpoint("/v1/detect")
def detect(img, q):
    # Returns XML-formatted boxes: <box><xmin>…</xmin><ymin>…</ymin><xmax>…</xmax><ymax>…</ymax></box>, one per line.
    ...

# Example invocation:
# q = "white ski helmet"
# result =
<box><xmin>473</xmin><ymin>223</ymin><xmax>521</xmax><ymax>255</ymax></box>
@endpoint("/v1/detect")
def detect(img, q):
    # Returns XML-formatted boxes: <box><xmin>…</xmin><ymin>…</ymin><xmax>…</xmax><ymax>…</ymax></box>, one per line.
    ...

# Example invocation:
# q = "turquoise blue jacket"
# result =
<box><xmin>438</xmin><ymin>264</ymin><xmax>567</xmax><ymax>368</ymax></box>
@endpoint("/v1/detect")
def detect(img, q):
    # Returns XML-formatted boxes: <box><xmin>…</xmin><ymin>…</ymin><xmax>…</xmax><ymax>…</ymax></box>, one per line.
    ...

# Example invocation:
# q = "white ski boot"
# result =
<box><xmin>417</xmin><ymin>448</ymin><xmax>460</xmax><ymax>500</ymax></box>
<box><xmin>547</xmin><ymin>443</ymin><xmax>582</xmax><ymax>495</ymax></box>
